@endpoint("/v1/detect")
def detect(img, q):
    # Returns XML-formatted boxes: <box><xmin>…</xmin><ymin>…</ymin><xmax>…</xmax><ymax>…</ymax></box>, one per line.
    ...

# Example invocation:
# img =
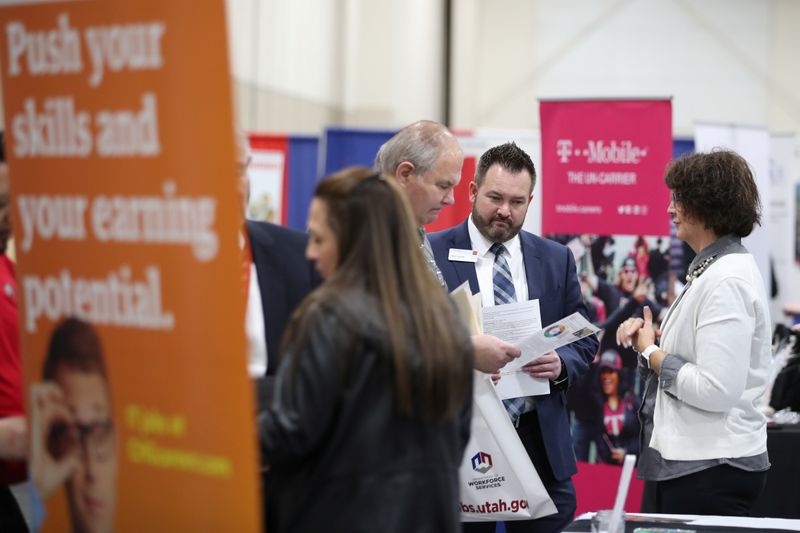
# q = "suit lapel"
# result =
<box><xmin>448</xmin><ymin>222</ymin><xmax>480</xmax><ymax>294</ymax></box>
<box><xmin>248</xmin><ymin>223</ymin><xmax>284</xmax><ymax>352</ymax></box>
<box><xmin>520</xmin><ymin>232</ymin><xmax>544</xmax><ymax>302</ymax></box>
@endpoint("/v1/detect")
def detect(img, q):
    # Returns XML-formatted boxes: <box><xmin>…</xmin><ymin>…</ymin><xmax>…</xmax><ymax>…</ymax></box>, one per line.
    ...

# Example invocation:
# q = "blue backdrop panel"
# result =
<box><xmin>285</xmin><ymin>133</ymin><xmax>695</xmax><ymax>235</ymax></box>
<box><xmin>286</xmin><ymin>135</ymin><xmax>320</xmax><ymax>231</ymax></box>
<box><xmin>673</xmin><ymin>138</ymin><xmax>695</xmax><ymax>158</ymax></box>
<box><xmin>322</xmin><ymin>127</ymin><xmax>395</xmax><ymax>175</ymax></box>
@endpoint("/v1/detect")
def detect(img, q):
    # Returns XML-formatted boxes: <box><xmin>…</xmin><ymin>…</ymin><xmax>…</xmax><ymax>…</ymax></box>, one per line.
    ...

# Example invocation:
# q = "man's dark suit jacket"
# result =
<box><xmin>430</xmin><ymin>220</ymin><xmax>598</xmax><ymax>481</ymax></box>
<box><xmin>247</xmin><ymin>220</ymin><xmax>319</xmax><ymax>410</ymax></box>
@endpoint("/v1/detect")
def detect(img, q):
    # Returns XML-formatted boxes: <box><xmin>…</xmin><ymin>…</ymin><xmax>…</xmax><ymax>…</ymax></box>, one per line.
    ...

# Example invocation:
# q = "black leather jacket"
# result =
<box><xmin>260</xmin><ymin>289</ymin><xmax>473</xmax><ymax>533</ymax></box>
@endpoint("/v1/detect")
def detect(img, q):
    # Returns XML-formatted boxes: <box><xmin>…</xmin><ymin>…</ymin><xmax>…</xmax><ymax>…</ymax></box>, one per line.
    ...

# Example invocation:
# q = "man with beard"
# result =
<box><xmin>376</xmin><ymin>121</ymin><xmax>521</xmax><ymax>375</ymax></box>
<box><xmin>430</xmin><ymin>142</ymin><xmax>597</xmax><ymax>533</ymax></box>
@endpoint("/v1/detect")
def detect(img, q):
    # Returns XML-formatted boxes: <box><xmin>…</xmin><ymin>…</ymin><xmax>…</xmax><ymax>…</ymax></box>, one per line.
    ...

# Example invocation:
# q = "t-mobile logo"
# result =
<box><xmin>556</xmin><ymin>139</ymin><xmax>573</xmax><ymax>163</ymax></box>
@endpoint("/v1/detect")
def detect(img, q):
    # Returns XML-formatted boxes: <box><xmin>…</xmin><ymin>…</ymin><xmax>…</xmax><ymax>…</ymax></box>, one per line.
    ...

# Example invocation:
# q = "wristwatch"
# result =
<box><xmin>640</xmin><ymin>344</ymin><xmax>659</xmax><ymax>368</ymax></box>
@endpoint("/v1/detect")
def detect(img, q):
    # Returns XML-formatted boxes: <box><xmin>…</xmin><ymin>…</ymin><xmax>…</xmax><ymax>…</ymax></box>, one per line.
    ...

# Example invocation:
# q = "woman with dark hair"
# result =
<box><xmin>259</xmin><ymin>166</ymin><xmax>474</xmax><ymax>533</ymax></box>
<box><xmin>595</xmin><ymin>350</ymin><xmax>639</xmax><ymax>465</ymax></box>
<box><xmin>618</xmin><ymin>150</ymin><xmax>770</xmax><ymax>515</ymax></box>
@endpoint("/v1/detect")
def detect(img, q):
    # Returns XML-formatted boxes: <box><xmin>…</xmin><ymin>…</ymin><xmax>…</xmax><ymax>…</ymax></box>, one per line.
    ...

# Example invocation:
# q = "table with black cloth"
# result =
<box><xmin>636</xmin><ymin>424</ymin><xmax>800</xmax><ymax>519</ymax></box>
<box><xmin>752</xmin><ymin>423</ymin><xmax>800</xmax><ymax>519</ymax></box>
<box><xmin>565</xmin><ymin>513</ymin><xmax>800</xmax><ymax>533</ymax></box>
<box><xmin>566</xmin><ymin>424</ymin><xmax>800</xmax><ymax>532</ymax></box>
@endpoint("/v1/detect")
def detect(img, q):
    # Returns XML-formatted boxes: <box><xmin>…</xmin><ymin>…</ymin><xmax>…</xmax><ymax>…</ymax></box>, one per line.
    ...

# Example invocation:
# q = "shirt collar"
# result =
<box><xmin>467</xmin><ymin>215</ymin><xmax>522</xmax><ymax>258</ymax></box>
<box><xmin>687</xmin><ymin>233</ymin><xmax>741</xmax><ymax>273</ymax></box>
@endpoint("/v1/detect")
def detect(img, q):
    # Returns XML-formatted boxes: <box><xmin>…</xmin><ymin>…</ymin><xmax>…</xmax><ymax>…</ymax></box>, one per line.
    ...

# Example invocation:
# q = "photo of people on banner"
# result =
<box><xmin>547</xmin><ymin>232</ymin><xmax>694</xmax><ymax>466</ymax></box>
<box><xmin>30</xmin><ymin>318</ymin><xmax>117</xmax><ymax>533</ymax></box>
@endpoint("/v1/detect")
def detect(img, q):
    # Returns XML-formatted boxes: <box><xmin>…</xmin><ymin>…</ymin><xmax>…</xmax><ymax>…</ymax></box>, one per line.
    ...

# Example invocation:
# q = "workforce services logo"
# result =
<box><xmin>556</xmin><ymin>139</ymin><xmax>648</xmax><ymax>164</ymax></box>
<box><xmin>471</xmin><ymin>451</ymin><xmax>493</xmax><ymax>474</ymax></box>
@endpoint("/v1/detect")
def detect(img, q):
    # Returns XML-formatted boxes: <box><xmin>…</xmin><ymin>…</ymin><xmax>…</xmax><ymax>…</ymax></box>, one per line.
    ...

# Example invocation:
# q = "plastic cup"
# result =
<box><xmin>591</xmin><ymin>509</ymin><xmax>625</xmax><ymax>533</ymax></box>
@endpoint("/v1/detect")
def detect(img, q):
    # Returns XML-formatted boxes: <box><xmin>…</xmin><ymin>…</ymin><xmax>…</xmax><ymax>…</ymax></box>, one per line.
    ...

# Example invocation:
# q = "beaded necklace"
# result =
<box><xmin>685</xmin><ymin>254</ymin><xmax>717</xmax><ymax>283</ymax></box>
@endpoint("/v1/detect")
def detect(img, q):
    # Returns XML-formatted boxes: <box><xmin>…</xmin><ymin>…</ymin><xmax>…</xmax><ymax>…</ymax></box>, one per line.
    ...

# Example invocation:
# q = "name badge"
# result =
<box><xmin>448</xmin><ymin>248</ymin><xmax>478</xmax><ymax>263</ymax></box>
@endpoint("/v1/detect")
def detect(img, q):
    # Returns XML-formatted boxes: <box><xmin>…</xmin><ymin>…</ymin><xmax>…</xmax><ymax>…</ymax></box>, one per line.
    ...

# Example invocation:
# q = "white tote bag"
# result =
<box><xmin>459</xmin><ymin>372</ymin><xmax>557</xmax><ymax>522</ymax></box>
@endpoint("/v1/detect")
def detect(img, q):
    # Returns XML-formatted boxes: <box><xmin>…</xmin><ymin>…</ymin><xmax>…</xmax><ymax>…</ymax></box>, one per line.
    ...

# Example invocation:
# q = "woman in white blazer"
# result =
<box><xmin>617</xmin><ymin>150</ymin><xmax>770</xmax><ymax>515</ymax></box>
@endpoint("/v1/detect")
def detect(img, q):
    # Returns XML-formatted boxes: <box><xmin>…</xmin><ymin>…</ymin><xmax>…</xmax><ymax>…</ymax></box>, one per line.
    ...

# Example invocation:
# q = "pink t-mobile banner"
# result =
<box><xmin>540</xmin><ymin>99</ymin><xmax>672</xmax><ymax>236</ymax></box>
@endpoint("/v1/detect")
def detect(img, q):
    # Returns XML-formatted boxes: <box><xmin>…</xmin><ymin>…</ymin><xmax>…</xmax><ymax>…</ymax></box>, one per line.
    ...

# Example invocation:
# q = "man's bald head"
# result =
<box><xmin>375</xmin><ymin>120</ymin><xmax>461</xmax><ymax>178</ymax></box>
<box><xmin>375</xmin><ymin>121</ymin><xmax>463</xmax><ymax>225</ymax></box>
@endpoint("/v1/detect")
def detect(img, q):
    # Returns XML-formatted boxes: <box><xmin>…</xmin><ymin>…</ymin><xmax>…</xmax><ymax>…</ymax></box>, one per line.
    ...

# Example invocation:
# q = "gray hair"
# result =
<box><xmin>235</xmin><ymin>128</ymin><xmax>252</xmax><ymax>164</ymax></box>
<box><xmin>375</xmin><ymin>120</ymin><xmax>458</xmax><ymax>178</ymax></box>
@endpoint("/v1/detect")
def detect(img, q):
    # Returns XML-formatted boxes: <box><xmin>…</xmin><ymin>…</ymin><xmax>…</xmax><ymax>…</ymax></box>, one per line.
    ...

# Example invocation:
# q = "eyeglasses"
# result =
<box><xmin>670</xmin><ymin>191</ymin><xmax>681</xmax><ymax>205</ymax></box>
<box><xmin>47</xmin><ymin>419</ymin><xmax>115</xmax><ymax>462</ymax></box>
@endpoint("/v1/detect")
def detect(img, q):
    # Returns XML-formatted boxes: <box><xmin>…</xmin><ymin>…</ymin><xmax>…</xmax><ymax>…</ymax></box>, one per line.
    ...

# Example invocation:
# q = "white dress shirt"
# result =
<box><xmin>468</xmin><ymin>215</ymin><xmax>529</xmax><ymax>307</ymax></box>
<box><xmin>468</xmin><ymin>215</ymin><xmax>537</xmax><ymax>413</ymax></box>
<box><xmin>246</xmin><ymin>262</ymin><xmax>268</xmax><ymax>377</ymax></box>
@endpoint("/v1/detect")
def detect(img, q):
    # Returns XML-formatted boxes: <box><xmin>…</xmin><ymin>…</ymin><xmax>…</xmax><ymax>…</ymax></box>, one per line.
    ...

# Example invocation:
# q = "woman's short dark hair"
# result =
<box><xmin>665</xmin><ymin>150</ymin><xmax>761</xmax><ymax>237</ymax></box>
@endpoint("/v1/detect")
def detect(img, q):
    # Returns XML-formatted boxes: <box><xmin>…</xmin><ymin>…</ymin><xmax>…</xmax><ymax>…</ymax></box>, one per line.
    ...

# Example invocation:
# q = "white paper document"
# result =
<box><xmin>494</xmin><ymin>371</ymin><xmax>551</xmax><ymax>400</ymax></box>
<box><xmin>485</xmin><ymin>308</ymin><xmax>600</xmax><ymax>400</ymax></box>
<box><xmin>511</xmin><ymin>312</ymin><xmax>600</xmax><ymax>371</ymax></box>
<box><xmin>482</xmin><ymin>300</ymin><xmax>548</xmax><ymax>399</ymax></box>
<box><xmin>482</xmin><ymin>299</ymin><xmax>542</xmax><ymax>343</ymax></box>
<box><xmin>450</xmin><ymin>282</ymin><xmax>482</xmax><ymax>336</ymax></box>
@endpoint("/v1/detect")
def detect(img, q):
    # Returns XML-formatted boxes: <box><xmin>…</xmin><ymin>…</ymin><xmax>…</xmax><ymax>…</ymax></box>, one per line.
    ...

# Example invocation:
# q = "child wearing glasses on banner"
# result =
<box><xmin>31</xmin><ymin>318</ymin><xmax>117</xmax><ymax>533</ymax></box>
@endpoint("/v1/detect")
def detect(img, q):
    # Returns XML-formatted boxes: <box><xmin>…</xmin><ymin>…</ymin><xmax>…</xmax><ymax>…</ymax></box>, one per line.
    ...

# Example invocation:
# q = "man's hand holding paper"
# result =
<box><xmin>521</xmin><ymin>350</ymin><xmax>561</xmax><ymax>381</ymax></box>
<box><xmin>485</xmin><ymin>306</ymin><xmax>600</xmax><ymax>400</ymax></box>
<box><xmin>510</xmin><ymin>312</ymin><xmax>600</xmax><ymax>370</ymax></box>
<box><xmin>450</xmin><ymin>283</ymin><xmax>598</xmax><ymax>397</ymax></box>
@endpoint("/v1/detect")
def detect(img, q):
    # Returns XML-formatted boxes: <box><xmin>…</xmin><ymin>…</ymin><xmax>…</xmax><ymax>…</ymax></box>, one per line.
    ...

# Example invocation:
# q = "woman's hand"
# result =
<box><xmin>616</xmin><ymin>305</ymin><xmax>657</xmax><ymax>351</ymax></box>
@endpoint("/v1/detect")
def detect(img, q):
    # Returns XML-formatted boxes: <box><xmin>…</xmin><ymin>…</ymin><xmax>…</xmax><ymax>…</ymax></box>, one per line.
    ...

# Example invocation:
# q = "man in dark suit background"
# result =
<box><xmin>235</xmin><ymin>132</ymin><xmax>319</xmax><ymax>410</ymax></box>
<box><xmin>236</xmin><ymin>133</ymin><xmax>318</xmax><ymax>533</ymax></box>
<box><xmin>430</xmin><ymin>142</ymin><xmax>598</xmax><ymax>533</ymax></box>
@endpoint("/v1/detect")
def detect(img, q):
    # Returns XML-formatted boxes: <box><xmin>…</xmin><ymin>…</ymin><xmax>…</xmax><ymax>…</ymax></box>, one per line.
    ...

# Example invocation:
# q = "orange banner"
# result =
<box><xmin>0</xmin><ymin>1</ymin><xmax>260</xmax><ymax>531</ymax></box>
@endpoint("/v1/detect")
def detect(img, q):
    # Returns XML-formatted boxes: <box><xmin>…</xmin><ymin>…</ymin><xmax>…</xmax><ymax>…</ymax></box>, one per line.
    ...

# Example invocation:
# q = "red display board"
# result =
<box><xmin>540</xmin><ymin>100</ymin><xmax>673</xmax><ymax>236</ymax></box>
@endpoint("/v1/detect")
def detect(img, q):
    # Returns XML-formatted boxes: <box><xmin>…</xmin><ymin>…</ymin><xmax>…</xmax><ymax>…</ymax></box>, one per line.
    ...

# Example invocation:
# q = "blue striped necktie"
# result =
<box><xmin>490</xmin><ymin>242</ymin><xmax>526</xmax><ymax>425</ymax></box>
